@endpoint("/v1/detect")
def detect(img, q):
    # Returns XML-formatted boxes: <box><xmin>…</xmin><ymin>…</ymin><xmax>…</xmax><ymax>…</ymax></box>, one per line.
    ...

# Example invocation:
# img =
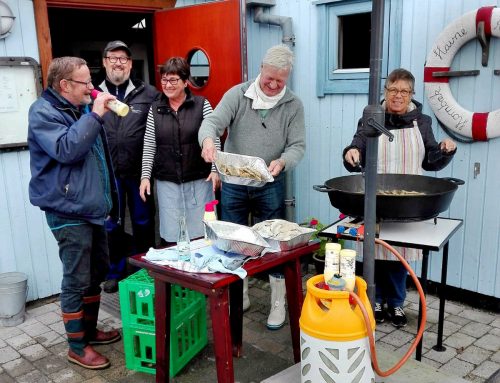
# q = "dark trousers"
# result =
<box><xmin>46</xmin><ymin>213</ymin><xmax>109</xmax><ymax>313</ymax></box>
<box><xmin>375</xmin><ymin>259</ymin><xmax>408</xmax><ymax>307</ymax></box>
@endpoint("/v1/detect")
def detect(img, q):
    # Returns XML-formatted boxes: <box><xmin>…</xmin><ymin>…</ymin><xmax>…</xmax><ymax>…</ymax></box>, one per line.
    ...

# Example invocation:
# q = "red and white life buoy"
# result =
<box><xmin>424</xmin><ymin>6</ymin><xmax>500</xmax><ymax>141</ymax></box>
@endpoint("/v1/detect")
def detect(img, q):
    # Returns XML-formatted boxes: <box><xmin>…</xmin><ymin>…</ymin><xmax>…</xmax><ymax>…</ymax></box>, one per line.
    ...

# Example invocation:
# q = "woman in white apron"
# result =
<box><xmin>343</xmin><ymin>68</ymin><xmax>457</xmax><ymax>327</ymax></box>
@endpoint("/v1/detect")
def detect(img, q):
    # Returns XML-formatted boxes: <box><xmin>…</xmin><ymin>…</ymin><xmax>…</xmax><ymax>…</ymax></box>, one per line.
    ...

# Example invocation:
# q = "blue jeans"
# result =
<box><xmin>105</xmin><ymin>177</ymin><xmax>155</xmax><ymax>279</ymax></box>
<box><xmin>375</xmin><ymin>260</ymin><xmax>407</xmax><ymax>307</ymax></box>
<box><xmin>221</xmin><ymin>172</ymin><xmax>286</xmax><ymax>225</ymax></box>
<box><xmin>46</xmin><ymin>213</ymin><xmax>109</xmax><ymax>313</ymax></box>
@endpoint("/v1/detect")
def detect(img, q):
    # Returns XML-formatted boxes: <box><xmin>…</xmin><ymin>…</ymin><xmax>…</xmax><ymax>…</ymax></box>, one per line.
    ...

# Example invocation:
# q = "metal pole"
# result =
<box><xmin>363</xmin><ymin>0</ymin><xmax>385</xmax><ymax>306</ymax></box>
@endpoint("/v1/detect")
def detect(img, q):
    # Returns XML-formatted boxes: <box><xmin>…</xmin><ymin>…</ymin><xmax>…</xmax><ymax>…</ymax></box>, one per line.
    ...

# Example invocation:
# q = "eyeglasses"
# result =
<box><xmin>65</xmin><ymin>79</ymin><xmax>93</xmax><ymax>88</ymax></box>
<box><xmin>161</xmin><ymin>77</ymin><xmax>181</xmax><ymax>85</ymax></box>
<box><xmin>385</xmin><ymin>87</ymin><xmax>413</xmax><ymax>97</ymax></box>
<box><xmin>106</xmin><ymin>56</ymin><xmax>130</xmax><ymax>64</ymax></box>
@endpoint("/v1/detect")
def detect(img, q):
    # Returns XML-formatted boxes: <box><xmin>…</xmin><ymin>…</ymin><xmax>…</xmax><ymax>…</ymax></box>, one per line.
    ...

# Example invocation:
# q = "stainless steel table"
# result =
<box><xmin>320</xmin><ymin>217</ymin><xmax>463</xmax><ymax>361</ymax></box>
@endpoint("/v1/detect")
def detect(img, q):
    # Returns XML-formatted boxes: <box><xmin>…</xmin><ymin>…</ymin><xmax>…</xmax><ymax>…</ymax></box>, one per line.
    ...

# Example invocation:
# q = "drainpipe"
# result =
<box><xmin>247</xmin><ymin>0</ymin><xmax>297</xmax><ymax>222</ymax></box>
<box><xmin>252</xmin><ymin>6</ymin><xmax>295</xmax><ymax>46</ymax></box>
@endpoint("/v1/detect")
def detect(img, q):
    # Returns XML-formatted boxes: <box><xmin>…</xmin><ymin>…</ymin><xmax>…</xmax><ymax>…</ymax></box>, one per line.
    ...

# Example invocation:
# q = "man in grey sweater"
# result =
<box><xmin>199</xmin><ymin>44</ymin><xmax>305</xmax><ymax>330</ymax></box>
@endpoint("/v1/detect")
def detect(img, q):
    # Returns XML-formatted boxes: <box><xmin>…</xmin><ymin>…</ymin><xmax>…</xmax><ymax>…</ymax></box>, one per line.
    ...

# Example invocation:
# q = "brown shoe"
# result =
<box><xmin>88</xmin><ymin>329</ymin><xmax>121</xmax><ymax>345</ymax></box>
<box><xmin>67</xmin><ymin>345</ymin><xmax>110</xmax><ymax>369</ymax></box>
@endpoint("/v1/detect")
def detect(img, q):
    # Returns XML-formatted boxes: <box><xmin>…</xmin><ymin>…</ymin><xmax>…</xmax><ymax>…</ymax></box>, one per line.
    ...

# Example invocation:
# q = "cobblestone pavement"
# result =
<box><xmin>0</xmin><ymin>270</ymin><xmax>499</xmax><ymax>383</ymax></box>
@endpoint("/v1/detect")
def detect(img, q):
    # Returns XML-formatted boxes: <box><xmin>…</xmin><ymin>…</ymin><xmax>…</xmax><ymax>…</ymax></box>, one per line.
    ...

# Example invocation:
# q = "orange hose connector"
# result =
<box><xmin>350</xmin><ymin>237</ymin><xmax>427</xmax><ymax>377</ymax></box>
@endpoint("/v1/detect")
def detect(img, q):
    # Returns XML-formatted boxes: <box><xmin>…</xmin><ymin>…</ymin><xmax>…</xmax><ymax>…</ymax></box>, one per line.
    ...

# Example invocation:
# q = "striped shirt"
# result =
<box><xmin>141</xmin><ymin>98</ymin><xmax>220</xmax><ymax>180</ymax></box>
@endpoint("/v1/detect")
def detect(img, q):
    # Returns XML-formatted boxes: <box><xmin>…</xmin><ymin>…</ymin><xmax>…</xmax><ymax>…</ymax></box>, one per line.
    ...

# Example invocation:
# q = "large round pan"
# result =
<box><xmin>313</xmin><ymin>174</ymin><xmax>464</xmax><ymax>221</ymax></box>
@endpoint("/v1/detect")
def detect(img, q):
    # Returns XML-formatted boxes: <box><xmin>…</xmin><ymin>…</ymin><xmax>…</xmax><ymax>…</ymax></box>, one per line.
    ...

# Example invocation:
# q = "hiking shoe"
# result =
<box><xmin>103</xmin><ymin>279</ymin><xmax>118</xmax><ymax>294</ymax></box>
<box><xmin>374</xmin><ymin>303</ymin><xmax>385</xmax><ymax>323</ymax></box>
<box><xmin>388</xmin><ymin>306</ymin><xmax>407</xmax><ymax>328</ymax></box>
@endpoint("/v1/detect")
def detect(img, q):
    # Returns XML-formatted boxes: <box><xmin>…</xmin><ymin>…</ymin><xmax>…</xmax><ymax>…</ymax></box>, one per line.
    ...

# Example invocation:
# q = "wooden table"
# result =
<box><xmin>129</xmin><ymin>242</ymin><xmax>319</xmax><ymax>383</ymax></box>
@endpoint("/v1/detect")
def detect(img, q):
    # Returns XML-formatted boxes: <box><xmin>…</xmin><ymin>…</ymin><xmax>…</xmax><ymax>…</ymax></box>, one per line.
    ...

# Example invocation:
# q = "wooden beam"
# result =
<box><xmin>33</xmin><ymin>0</ymin><xmax>52</xmax><ymax>88</ymax></box>
<box><xmin>46</xmin><ymin>0</ymin><xmax>176</xmax><ymax>11</ymax></box>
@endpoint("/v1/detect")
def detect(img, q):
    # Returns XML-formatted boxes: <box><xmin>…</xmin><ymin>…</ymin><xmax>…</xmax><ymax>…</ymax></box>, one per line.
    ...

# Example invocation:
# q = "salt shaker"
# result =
<box><xmin>177</xmin><ymin>215</ymin><xmax>190</xmax><ymax>260</ymax></box>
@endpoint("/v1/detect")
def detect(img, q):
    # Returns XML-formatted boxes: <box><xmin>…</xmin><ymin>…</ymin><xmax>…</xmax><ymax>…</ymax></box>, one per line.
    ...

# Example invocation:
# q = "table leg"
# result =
<box><xmin>283</xmin><ymin>258</ymin><xmax>304</xmax><ymax>363</ymax></box>
<box><xmin>433</xmin><ymin>242</ymin><xmax>449</xmax><ymax>352</ymax></box>
<box><xmin>154</xmin><ymin>280</ymin><xmax>170</xmax><ymax>383</ymax></box>
<box><xmin>416</xmin><ymin>249</ymin><xmax>429</xmax><ymax>361</ymax></box>
<box><xmin>209</xmin><ymin>288</ymin><xmax>234</xmax><ymax>383</ymax></box>
<box><xmin>229</xmin><ymin>279</ymin><xmax>243</xmax><ymax>357</ymax></box>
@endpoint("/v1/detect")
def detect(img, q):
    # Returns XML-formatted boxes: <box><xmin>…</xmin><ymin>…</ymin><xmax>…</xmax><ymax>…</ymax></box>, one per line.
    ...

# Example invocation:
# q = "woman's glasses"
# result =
<box><xmin>385</xmin><ymin>87</ymin><xmax>413</xmax><ymax>97</ymax></box>
<box><xmin>161</xmin><ymin>77</ymin><xmax>181</xmax><ymax>85</ymax></box>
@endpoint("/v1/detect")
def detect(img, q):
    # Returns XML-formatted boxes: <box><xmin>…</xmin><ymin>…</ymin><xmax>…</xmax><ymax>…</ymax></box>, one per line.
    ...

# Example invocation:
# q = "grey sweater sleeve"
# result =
<box><xmin>198</xmin><ymin>85</ymin><xmax>241</xmax><ymax>147</ymax></box>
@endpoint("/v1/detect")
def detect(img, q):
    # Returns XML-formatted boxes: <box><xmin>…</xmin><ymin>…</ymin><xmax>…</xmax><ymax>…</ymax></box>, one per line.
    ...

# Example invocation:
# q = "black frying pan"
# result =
<box><xmin>313</xmin><ymin>174</ymin><xmax>464</xmax><ymax>221</ymax></box>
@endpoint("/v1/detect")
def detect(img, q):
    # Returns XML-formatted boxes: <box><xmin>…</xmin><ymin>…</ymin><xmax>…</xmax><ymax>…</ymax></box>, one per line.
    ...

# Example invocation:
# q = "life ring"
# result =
<box><xmin>424</xmin><ymin>6</ymin><xmax>500</xmax><ymax>141</ymax></box>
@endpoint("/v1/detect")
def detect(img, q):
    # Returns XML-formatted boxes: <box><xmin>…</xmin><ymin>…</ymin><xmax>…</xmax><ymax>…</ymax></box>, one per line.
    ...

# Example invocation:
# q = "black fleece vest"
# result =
<box><xmin>151</xmin><ymin>93</ymin><xmax>211</xmax><ymax>183</ymax></box>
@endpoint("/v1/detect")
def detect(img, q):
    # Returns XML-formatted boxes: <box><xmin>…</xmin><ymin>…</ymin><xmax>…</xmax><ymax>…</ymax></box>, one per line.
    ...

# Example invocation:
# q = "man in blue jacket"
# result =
<box><xmin>28</xmin><ymin>56</ymin><xmax>121</xmax><ymax>369</ymax></box>
<box><xmin>97</xmin><ymin>41</ymin><xmax>160</xmax><ymax>293</ymax></box>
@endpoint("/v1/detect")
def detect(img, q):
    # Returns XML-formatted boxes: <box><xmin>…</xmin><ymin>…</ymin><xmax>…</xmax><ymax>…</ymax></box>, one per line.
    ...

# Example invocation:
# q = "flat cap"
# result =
<box><xmin>103</xmin><ymin>40</ymin><xmax>131</xmax><ymax>57</ymax></box>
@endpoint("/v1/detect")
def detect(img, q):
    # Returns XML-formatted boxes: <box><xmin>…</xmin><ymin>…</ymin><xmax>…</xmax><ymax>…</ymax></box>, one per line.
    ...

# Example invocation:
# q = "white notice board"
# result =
<box><xmin>0</xmin><ymin>58</ymin><xmax>42</xmax><ymax>149</ymax></box>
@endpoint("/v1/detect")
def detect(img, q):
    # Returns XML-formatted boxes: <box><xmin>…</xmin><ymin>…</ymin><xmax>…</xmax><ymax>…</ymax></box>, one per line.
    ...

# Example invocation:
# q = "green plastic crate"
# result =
<box><xmin>119</xmin><ymin>269</ymin><xmax>208</xmax><ymax>376</ymax></box>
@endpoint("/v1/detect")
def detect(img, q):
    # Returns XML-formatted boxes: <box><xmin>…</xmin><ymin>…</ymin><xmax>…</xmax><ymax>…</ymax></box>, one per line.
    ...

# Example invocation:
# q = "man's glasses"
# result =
<box><xmin>106</xmin><ymin>56</ymin><xmax>130</xmax><ymax>64</ymax></box>
<box><xmin>65</xmin><ymin>79</ymin><xmax>93</xmax><ymax>89</ymax></box>
<box><xmin>385</xmin><ymin>87</ymin><xmax>413</xmax><ymax>98</ymax></box>
<box><xmin>160</xmin><ymin>77</ymin><xmax>181</xmax><ymax>85</ymax></box>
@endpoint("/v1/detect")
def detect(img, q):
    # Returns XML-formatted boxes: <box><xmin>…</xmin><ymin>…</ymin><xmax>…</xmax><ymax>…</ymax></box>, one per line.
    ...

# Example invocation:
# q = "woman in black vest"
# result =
<box><xmin>140</xmin><ymin>57</ymin><xmax>220</xmax><ymax>244</ymax></box>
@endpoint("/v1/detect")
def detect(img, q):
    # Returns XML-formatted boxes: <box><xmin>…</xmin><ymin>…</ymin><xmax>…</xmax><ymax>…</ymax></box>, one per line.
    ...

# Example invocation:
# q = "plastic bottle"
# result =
<box><xmin>90</xmin><ymin>89</ymin><xmax>130</xmax><ymax>117</ymax></box>
<box><xmin>177</xmin><ymin>215</ymin><xmax>190</xmax><ymax>260</ymax></box>
<box><xmin>324</xmin><ymin>243</ymin><xmax>341</xmax><ymax>284</ymax></box>
<box><xmin>203</xmin><ymin>200</ymin><xmax>219</xmax><ymax>243</ymax></box>
<box><xmin>339</xmin><ymin>249</ymin><xmax>356</xmax><ymax>292</ymax></box>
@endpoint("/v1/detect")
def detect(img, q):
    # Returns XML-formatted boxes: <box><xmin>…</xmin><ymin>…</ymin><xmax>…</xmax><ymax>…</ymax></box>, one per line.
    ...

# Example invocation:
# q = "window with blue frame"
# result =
<box><xmin>315</xmin><ymin>0</ymin><xmax>402</xmax><ymax>96</ymax></box>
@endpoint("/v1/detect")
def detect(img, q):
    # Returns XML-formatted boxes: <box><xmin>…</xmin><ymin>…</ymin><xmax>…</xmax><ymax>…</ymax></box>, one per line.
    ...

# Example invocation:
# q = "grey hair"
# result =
<box><xmin>262</xmin><ymin>44</ymin><xmax>294</xmax><ymax>70</ymax></box>
<box><xmin>385</xmin><ymin>68</ymin><xmax>415</xmax><ymax>91</ymax></box>
<box><xmin>47</xmin><ymin>57</ymin><xmax>87</xmax><ymax>92</ymax></box>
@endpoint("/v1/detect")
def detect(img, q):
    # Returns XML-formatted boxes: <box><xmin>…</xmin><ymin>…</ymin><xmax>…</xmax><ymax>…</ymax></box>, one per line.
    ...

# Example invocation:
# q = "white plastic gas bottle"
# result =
<box><xmin>339</xmin><ymin>249</ymin><xmax>356</xmax><ymax>292</ymax></box>
<box><xmin>203</xmin><ymin>200</ymin><xmax>219</xmax><ymax>242</ymax></box>
<box><xmin>324</xmin><ymin>243</ymin><xmax>341</xmax><ymax>284</ymax></box>
<box><xmin>90</xmin><ymin>90</ymin><xmax>130</xmax><ymax>117</ymax></box>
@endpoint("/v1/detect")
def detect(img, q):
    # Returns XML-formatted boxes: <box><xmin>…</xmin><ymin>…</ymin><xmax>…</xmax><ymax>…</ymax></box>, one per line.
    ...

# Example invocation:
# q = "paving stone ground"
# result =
<box><xmin>0</xmin><ymin>268</ymin><xmax>499</xmax><ymax>383</ymax></box>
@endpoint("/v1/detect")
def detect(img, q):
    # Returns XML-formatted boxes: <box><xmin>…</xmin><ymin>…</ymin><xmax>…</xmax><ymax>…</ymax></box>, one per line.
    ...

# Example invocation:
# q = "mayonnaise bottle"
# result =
<box><xmin>324</xmin><ymin>242</ymin><xmax>341</xmax><ymax>284</ymax></box>
<box><xmin>90</xmin><ymin>90</ymin><xmax>130</xmax><ymax>117</ymax></box>
<box><xmin>339</xmin><ymin>249</ymin><xmax>356</xmax><ymax>292</ymax></box>
<box><xmin>203</xmin><ymin>200</ymin><xmax>219</xmax><ymax>243</ymax></box>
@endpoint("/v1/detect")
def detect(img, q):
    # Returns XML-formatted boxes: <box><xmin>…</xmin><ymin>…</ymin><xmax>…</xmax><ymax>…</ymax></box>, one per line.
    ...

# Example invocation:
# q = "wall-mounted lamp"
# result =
<box><xmin>0</xmin><ymin>1</ymin><xmax>15</xmax><ymax>39</ymax></box>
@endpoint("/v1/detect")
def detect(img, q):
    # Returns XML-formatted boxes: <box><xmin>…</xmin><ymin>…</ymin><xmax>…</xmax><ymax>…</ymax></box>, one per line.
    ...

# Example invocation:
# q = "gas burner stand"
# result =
<box><xmin>319</xmin><ymin>216</ymin><xmax>463</xmax><ymax>361</ymax></box>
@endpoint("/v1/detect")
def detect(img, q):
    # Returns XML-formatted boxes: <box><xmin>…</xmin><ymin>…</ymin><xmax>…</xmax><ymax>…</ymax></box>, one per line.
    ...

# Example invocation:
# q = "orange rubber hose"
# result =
<box><xmin>349</xmin><ymin>237</ymin><xmax>427</xmax><ymax>377</ymax></box>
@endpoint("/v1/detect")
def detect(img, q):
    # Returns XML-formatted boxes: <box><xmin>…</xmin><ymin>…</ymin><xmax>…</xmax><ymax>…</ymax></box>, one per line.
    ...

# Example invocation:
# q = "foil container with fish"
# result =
<box><xmin>252</xmin><ymin>219</ymin><xmax>316</xmax><ymax>252</ymax></box>
<box><xmin>204</xmin><ymin>220</ymin><xmax>270</xmax><ymax>257</ymax></box>
<box><xmin>215</xmin><ymin>151</ymin><xmax>274</xmax><ymax>187</ymax></box>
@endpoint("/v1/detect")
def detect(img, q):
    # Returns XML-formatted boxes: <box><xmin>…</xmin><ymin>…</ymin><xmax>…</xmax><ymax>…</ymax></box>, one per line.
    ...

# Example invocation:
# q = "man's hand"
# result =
<box><xmin>92</xmin><ymin>92</ymin><xmax>116</xmax><ymax>117</ymax></box>
<box><xmin>139</xmin><ymin>178</ymin><xmax>151</xmax><ymax>202</ymax></box>
<box><xmin>344</xmin><ymin>148</ymin><xmax>361</xmax><ymax>167</ymax></box>
<box><xmin>269</xmin><ymin>158</ymin><xmax>285</xmax><ymax>177</ymax></box>
<box><xmin>201</xmin><ymin>138</ymin><xmax>217</xmax><ymax>163</ymax></box>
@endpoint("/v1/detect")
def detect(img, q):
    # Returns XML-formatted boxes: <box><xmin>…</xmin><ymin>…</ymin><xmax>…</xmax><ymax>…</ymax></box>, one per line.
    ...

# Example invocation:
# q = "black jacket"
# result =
<box><xmin>99</xmin><ymin>79</ymin><xmax>160</xmax><ymax>178</ymax></box>
<box><xmin>343</xmin><ymin>100</ymin><xmax>456</xmax><ymax>173</ymax></box>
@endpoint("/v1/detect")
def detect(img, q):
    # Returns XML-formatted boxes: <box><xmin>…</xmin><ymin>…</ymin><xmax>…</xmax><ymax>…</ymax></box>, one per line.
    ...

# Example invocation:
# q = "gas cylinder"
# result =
<box><xmin>299</xmin><ymin>274</ymin><xmax>376</xmax><ymax>383</ymax></box>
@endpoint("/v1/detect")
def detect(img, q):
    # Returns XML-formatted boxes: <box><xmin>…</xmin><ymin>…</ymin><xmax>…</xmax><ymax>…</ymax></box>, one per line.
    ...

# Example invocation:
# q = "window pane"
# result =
<box><xmin>339</xmin><ymin>12</ymin><xmax>371</xmax><ymax>69</ymax></box>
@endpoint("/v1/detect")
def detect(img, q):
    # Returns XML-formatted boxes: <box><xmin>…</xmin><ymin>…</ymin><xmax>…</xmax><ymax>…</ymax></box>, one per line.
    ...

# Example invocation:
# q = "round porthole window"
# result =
<box><xmin>187</xmin><ymin>49</ymin><xmax>210</xmax><ymax>88</ymax></box>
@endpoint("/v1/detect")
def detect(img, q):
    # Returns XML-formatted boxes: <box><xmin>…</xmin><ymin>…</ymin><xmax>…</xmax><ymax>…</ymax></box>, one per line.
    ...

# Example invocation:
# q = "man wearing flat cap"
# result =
<box><xmin>98</xmin><ymin>40</ymin><xmax>160</xmax><ymax>293</ymax></box>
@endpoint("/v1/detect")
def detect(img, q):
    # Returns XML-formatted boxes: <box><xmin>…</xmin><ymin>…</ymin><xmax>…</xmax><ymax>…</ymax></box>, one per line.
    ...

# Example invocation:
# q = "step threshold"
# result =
<box><xmin>262</xmin><ymin>348</ymin><xmax>468</xmax><ymax>383</ymax></box>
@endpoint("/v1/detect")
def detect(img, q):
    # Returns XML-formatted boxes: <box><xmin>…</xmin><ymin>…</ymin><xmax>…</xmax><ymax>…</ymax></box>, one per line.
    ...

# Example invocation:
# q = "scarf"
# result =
<box><xmin>244</xmin><ymin>74</ymin><xmax>286</xmax><ymax>110</ymax></box>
